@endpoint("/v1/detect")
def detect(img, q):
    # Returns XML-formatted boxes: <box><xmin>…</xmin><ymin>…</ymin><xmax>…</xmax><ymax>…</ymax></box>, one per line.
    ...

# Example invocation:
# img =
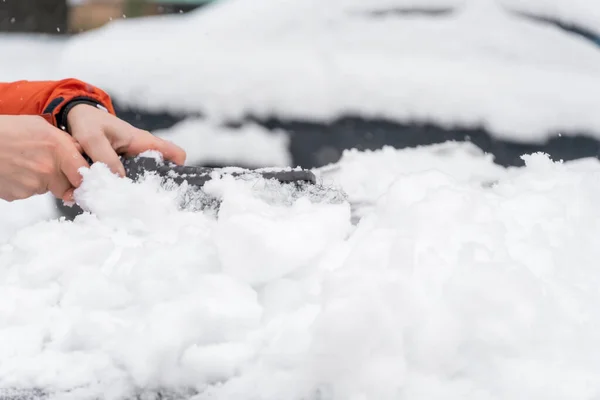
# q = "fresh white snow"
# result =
<box><xmin>1</xmin><ymin>1</ymin><xmax>600</xmax><ymax>398</ymax></box>
<box><xmin>0</xmin><ymin>195</ymin><xmax>57</xmax><ymax>244</ymax></box>
<box><xmin>152</xmin><ymin>119</ymin><xmax>291</xmax><ymax>167</ymax></box>
<box><xmin>317</xmin><ymin>141</ymin><xmax>508</xmax><ymax>220</ymax></box>
<box><xmin>1</xmin><ymin>144</ymin><xmax>600</xmax><ymax>399</ymax></box>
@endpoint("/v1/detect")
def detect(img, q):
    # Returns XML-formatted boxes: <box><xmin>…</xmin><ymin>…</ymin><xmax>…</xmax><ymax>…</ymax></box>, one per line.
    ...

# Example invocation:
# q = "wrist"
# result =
<box><xmin>58</xmin><ymin>98</ymin><xmax>109</xmax><ymax>133</ymax></box>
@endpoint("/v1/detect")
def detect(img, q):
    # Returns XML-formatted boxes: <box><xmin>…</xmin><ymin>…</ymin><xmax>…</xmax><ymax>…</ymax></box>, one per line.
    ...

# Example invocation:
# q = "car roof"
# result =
<box><xmin>57</xmin><ymin>0</ymin><xmax>600</xmax><ymax>142</ymax></box>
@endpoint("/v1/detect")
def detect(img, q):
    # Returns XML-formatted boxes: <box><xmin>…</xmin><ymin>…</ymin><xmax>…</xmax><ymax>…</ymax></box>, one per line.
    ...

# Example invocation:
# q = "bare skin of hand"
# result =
<box><xmin>66</xmin><ymin>104</ymin><xmax>186</xmax><ymax>177</ymax></box>
<box><xmin>0</xmin><ymin>115</ymin><xmax>89</xmax><ymax>202</ymax></box>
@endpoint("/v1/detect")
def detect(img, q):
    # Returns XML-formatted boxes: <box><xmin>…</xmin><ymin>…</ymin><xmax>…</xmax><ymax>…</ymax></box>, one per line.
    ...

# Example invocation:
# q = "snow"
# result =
<box><xmin>2</xmin><ymin>144</ymin><xmax>600</xmax><ymax>399</ymax></box>
<box><xmin>53</xmin><ymin>0</ymin><xmax>600</xmax><ymax>143</ymax></box>
<box><xmin>500</xmin><ymin>0</ymin><xmax>600</xmax><ymax>37</ymax></box>
<box><xmin>153</xmin><ymin>119</ymin><xmax>291</xmax><ymax>167</ymax></box>
<box><xmin>0</xmin><ymin>195</ymin><xmax>57</xmax><ymax>244</ymax></box>
<box><xmin>2</xmin><ymin>2</ymin><xmax>600</xmax><ymax>397</ymax></box>
<box><xmin>0</xmin><ymin>35</ymin><xmax>65</xmax><ymax>82</ymax></box>
<box><xmin>317</xmin><ymin>141</ymin><xmax>507</xmax><ymax>219</ymax></box>
<box><xmin>2</xmin><ymin>0</ymin><xmax>600</xmax><ymax>144</ymax></box>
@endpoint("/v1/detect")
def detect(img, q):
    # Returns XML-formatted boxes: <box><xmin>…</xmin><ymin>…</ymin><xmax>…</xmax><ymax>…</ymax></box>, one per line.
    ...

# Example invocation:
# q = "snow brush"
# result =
<box><xmin>57</xmin><ymin>155</ymin><xmax>346</xmax><ymax>220</ymax></box>
<box><xmin>121</xmin><ymin>155</ymin><xmax>348</xmax><ymax>211</ymax></box>
<box><xmin>121</xmin><ymin>155</ymin><xmax>318</xmax><ymax>189</ymax></box>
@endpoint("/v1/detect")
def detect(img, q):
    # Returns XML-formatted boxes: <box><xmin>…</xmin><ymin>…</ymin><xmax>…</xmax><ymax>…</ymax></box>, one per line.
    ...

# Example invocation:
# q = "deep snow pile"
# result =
<box><xmin>317</xmin><ymin>142</ymin><xmax>508</xmax><ymax>219</ymax></box>
<box><xmin>2</xmin><ymin>144</ymin><xmax>600</xmax><ymax>399</ymax></box>
<box><xmin>57</xmin><ymin>0</ymin><xmax>600</xmax><ymax>142</ymax></box>
<box><xmin>0</xmin><ymin>195</ymin><xmax>56</xmax><ymax>244</ymax></box>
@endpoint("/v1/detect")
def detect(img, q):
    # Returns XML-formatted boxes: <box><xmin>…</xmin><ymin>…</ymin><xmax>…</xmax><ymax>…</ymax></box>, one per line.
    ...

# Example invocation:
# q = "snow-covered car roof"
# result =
<box><xmin>57</xmin><ymin>0</ymin><xmax>600</xmax><ymax>143</ymax></box>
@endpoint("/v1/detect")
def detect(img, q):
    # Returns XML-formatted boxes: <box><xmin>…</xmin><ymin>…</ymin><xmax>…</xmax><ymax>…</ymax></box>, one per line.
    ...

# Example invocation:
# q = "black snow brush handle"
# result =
<box><xmin>118</xmin><ymin>155</ymin><xmax>317</xmax><ymax>188</ymax></box>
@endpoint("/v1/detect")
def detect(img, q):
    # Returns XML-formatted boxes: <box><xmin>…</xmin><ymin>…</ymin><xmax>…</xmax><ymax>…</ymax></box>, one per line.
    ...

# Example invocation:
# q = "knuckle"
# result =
<box><xmin>77</xmin><ymin>133</ymin><xmax>99</xmax><ymax>147</ymax></box>
<box><xmin>132</xmin><ymin>128</ymin><xmax>152</xmax><ymax>141</ymax></box>
<box><xmin>30</xmin><ymin>177</ymin><xmax>47</xmax><ymax>194</ymax></box>
<box><xmin>42</xmin><ymin>138</ymin><xmax>58</xmax><ymax>152</ymax></box>
<box><xmin>10</xmin><ymin>193</ymin><xmax>26</xmax><ymax>202</ymax></box>
<box><xmin>35</xmin><ymin>160</ymin><xmax>55</xmax><ymax>177</ymax></box>
<box><xmin>4</xmin><ymin>193</ymin><xmax>18</xmax><ymax>202</ymax></box>
<box><xmin>22</xmin><ymin>159</ymin><xmax>54</xmax><ymax>193</ymax></box>
<box><xmin>16</xmin><ymin>179</ymin><xmax>42</xmax><ymax>199</ymax></box>
<box><xmin>34</xmin><ymin>184</ymin><xmax>48</xmax><ymax>196</ymax></box>
<box><xmin>48</xmin><ymin>182</ymin><xmax>67</xmax><ymax>198</ymax></box>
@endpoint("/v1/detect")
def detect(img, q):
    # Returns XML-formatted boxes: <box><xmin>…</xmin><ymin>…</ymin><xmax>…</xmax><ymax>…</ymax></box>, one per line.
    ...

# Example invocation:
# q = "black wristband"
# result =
<box><xmin>57</xmin><ymin>96</ymin><xmax>108</xmax><ymax>133</ymax></box>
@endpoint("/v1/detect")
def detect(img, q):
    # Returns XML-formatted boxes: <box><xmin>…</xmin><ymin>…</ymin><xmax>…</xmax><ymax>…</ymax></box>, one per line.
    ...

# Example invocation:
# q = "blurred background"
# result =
<box><xmin>1</xmin><ymin>0</ymin><xmax>600</xmax><ymax>168</ymax></box>
<box><xmin>1</xmin><ymin>0</ymin><xmax>600</xmax><ymax>222</ymax></box>
<box><xmin>0</xmin><ymin>0</ymin><xmax>212</xmax><ymax>33</ymax></box>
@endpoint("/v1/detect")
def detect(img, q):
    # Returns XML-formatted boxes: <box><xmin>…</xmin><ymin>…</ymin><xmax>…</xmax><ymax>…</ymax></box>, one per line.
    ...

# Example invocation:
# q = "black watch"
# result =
<box><xmin>57</xmin><ymin>97</ymin><xmax>109</xmax><ymax>133</ymax></box>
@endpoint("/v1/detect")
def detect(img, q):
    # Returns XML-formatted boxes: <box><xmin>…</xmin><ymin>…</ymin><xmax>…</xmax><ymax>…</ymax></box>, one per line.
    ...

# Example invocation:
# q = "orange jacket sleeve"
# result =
<box><xmin>0</xmin><ymin>78</ymin><xmax>116</xmax><ymax>129</ymax></box>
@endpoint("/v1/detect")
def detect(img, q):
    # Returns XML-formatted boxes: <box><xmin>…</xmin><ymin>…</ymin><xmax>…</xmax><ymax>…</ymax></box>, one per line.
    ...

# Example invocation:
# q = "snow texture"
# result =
<box><xmin>152</xmin><ymin>119</ymin><xmax>291</xmax><ymax>167</ymax></box>
<box><xmin>317</xmin><ymin>141</ymin><xmax>508</xmax><ymax>220</ymax></box>
<box><xmin>0</xmin><ymin>195</ymin><xmax>57</xmax><ymax>244</ymax></box>
<box><xmin>2</xmin><ymin>144</ymin><xmax>600</xmax><ymax>399</ymax></box>
<box><xmin>53</xmin><ymin>0</ymin><xmax>600</xmax><ymax>143</ymax></box>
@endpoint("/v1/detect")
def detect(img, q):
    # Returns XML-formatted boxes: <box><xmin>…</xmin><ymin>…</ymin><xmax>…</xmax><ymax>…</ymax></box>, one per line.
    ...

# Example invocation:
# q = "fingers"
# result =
<box><xmin>78</xmin><ymin>133</ymin><xmax>126</xmax><ymax>177</ymax></box>
<box><xmin>55</xmin><ymin>135</ymin><xmax>90</xmax><ymax>190</ymax></box>
<box><xmin>43</xmin><ymin>137</ymin><xmax>88</xmax><ymax>203</ymax></box>
<box><xmin>47</xmin><ymin>171</ymin><xmax>75</xmax><ymax>202</ymax></box>
<box><xmin>68</xmin><ymin>106</ymin><xmax>187</xmax><ymax>168</ymax></box>
<box><xmin>66</xmin><ymin>134</ymin><xmax>84</xmax><ymax>154</ymax></box>
<box><xmin>125</xmin><ymin>129</ymin><xmax>187</xmax><ymax>165</ymax></box>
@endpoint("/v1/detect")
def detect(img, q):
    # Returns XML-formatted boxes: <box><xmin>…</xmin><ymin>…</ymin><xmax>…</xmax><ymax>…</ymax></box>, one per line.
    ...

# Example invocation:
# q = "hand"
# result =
<box><xmin>0</xmin><ymin>115</ymin><xmax>89</xmax><ymax>202</ymax></box>
<box><xmin>66</xmin><ymin>104</ymin><xmax>186</xmax><ymax>176</ymax></box>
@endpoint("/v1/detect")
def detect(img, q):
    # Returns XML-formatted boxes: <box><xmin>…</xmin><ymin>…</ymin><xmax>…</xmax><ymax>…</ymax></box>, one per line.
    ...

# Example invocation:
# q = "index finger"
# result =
<box><xmin>126</xmin><ymin>130</ymin><xmax>187</xmax><ymax>165</ymax></box>
<box><xmin>79</xmin><ymin>133</ymin><xmax>126</xmax><ymax>177</ymax></box>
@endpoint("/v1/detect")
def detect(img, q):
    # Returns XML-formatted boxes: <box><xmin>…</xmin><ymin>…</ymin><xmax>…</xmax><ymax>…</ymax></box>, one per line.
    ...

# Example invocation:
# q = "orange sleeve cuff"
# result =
<box><xmin>0</xmin><ymin>78</ymin><xmax>116</xmax><ymax>128</ymax></box>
